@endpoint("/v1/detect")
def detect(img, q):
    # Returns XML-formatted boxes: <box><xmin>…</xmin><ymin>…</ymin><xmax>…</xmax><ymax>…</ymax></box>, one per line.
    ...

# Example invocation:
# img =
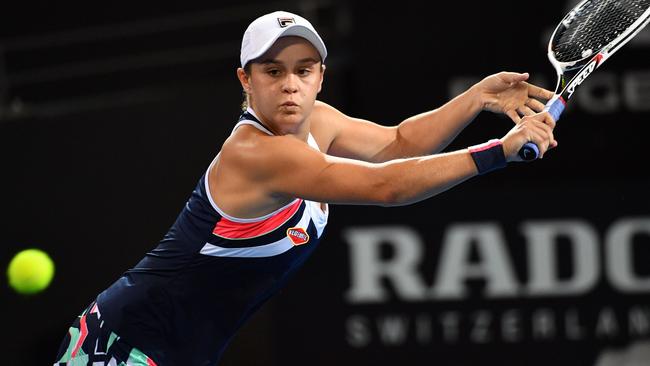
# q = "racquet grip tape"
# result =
<box><xmin>469</xmin><ymin>139</ymin><xmax>507</xmax><ymax>175</ymax></box>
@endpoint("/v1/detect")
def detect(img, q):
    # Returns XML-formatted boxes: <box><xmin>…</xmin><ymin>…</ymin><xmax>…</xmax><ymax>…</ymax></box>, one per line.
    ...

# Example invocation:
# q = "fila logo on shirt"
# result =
<box><xmin>278</xmin><ymin>17</ymin><xmax>296</xmax><ymax>28</ymax></box>
<box><xmin>287</xmin><ymin>227</ymin><xmax>309</xmax><ymax>245</ymax></box>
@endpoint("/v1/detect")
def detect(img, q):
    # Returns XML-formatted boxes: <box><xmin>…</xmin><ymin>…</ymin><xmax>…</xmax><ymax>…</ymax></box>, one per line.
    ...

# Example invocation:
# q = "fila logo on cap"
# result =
<box><xmin>277</xmin><ymin>17</ymin><xmax>295</xmax><ymax>28</ymax></box>
<box><xmin>287</xmin><ymin>227</ymin><xmax>309</xmax><ymax>246</ymax></box>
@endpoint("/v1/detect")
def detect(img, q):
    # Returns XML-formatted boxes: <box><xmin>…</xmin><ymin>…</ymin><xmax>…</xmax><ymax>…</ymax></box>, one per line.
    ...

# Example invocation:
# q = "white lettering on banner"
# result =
<box><xmin>344</xmin><ymin>218</ymin><xmax>650</xmax><ymax>304</ymax></box>
<box><xmin>574</xmin><ymin>71</ymin><xmax>650</xmax><ymax>113</ymax></box>
<box><xmin>439</xmin><ymin>312</ymin><xmax>460</xmax><ymax>342</ymax></box>
<box><xmin>630</xmin><ymin>307</ymin><xmax>650</xmax><ymax>336</ymax></box>
<box><xmin>431</xmin><ymin>223</ymin><xmax>519</xmax><ymax>299</ymax></box>
<box><xmin>606</xmin><ymin>218</ymin><xmax>650</xmax><ymax>292</ymax></box>
<box><xmin>596</xmin><ymin>307</ymin><xmax>619</xmax><ymax>339</ymax></box>
<box><xmin>575</xmin><ymin>73</ymin><xmax>619</xmax><ymax>113</ymax></box>
<box><xmin>377</xmin><ymin>316</ymin><xmax>410</xmax><ymax>345</ymax></box>
<box><xmin>470</xmin><ymin>311</ymin><xmax>493</xmax><ymax>343</ymax></box>
<box><xmin>345</xmin><ymin>315</ymin><xmax>371</xmax><ymax>347</ymax></box>
<box><xmin>523</xmin><ymin>220</ymin><xmax>599</xmax><ymax>296</ymax></box>
<box><xmin>623</xmin><ymin>71</ymin><xmax>650</xmax><ymax>111</ymax></box>
<box><xmin>531</xmin><ymin>308</ymin><xmax>556</xmax><ymax>340</ymax></box>
<box><xmin>502</xmin><ymin>309</ymin><xmax>523</xmax><ymax>342</ymax></box>
<box><xmin>415</xmin><ymin>313</ymin><xmax>432</xmax><ymax>343</ymax></box>
<box><xmin>344</xmin><ymin>227</ymin><xmax>427</xmax><ymax>303</ymax></box>
<box><xmin>566</xmin><ymin>309</ymin><xmax>585</xmax><ymax>340</ymax></box>
<box><xmin>345</xmin><ymin>306</ymin><xmax>650</xmax><ymax>347</ymax></box>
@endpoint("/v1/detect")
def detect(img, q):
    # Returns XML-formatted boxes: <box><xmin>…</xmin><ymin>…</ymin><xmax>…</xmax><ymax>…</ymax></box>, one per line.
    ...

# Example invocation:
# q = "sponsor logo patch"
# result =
<box><xmin>287</xmin><ymin>227</ymin><xmax>309</xmax><ymax>245</ymax></box>
<box><xmin>278</xmin><ymin>17</ymin><xmax>296</xmax><ymax>28</ymax></box>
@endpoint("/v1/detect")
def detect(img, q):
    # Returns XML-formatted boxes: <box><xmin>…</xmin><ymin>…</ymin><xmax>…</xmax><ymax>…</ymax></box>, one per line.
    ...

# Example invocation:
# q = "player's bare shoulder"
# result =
<box><xmin>310</xmin><ymin>100</ymin><xmax>349</xmax><ymax>150</ymax></box>
<box><xmin>311</xmin><ymin>100</ymin><xmax>345</xmax><ymax>123</ymax></box>
<box><xmin>217</xmin><ymin>125</ymin><xmax>278</xmax><ymax>180</ymax></box>
<box><xmin>311</xmin><ymin>100</ymin><xmax>368</xmax><ymax>129</ymax></box>
<box><xmin>219</xmin><ymin>124</ymin><xmax>322</xmax><ymax>182</ymax></box>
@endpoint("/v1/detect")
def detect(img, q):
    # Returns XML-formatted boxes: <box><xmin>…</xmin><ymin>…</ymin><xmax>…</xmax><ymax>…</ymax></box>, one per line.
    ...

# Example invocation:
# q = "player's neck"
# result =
<box><xmin>249</xmin><ymin>107</ymin><xmax>311</xmax><ymax>142</ymax></box>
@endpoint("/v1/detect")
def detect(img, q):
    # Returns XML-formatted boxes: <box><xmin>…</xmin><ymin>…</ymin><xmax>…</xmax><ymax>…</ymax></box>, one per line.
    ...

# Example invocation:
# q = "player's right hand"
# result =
<box><xmin>500</xmin><ymin>111</ymin><xmax>557</xmax><ymax>162</ymax></box>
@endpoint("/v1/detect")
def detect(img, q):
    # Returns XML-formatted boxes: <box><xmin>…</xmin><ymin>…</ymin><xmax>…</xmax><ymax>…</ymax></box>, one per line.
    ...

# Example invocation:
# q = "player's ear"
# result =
<box><xmin>317</xmin><ymin>64</ymin><xmax>326</xmax><ymax>93</ymax></box>
<box><xmin>237</xmin><ymin>67</ymin><xmax>251</xmax><ymax>93</ymax></box>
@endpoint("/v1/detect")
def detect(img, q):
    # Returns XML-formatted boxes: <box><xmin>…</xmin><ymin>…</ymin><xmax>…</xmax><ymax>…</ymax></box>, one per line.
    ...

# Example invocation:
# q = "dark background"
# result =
<box><xmin>2</xmin><ymin>1</ymin><xmax>649</xmax><ymax>365</ymax></box>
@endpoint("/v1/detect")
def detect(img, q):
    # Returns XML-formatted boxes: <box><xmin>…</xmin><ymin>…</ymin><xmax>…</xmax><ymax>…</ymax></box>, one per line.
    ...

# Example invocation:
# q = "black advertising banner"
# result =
<box><xmin>2</xmin><ymin>1</ymin><xmax>650</xmax><ymax>365</ymax></box>
<box><xmin>255</xmin><ymin>181</ymin><xmax>650</xmax><ymax>366</ymax></box>
<box><xmin>232</xmin><ymin>1</ymin><xmax>650</xmax><ymax>363</ymax></box>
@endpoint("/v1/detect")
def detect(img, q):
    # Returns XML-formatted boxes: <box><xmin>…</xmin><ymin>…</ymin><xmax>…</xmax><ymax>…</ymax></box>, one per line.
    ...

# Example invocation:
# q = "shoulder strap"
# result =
<box><xmin>234</xmin><ymin>110</ymin><xmax>274</xmax><ymax>135</ymax></box>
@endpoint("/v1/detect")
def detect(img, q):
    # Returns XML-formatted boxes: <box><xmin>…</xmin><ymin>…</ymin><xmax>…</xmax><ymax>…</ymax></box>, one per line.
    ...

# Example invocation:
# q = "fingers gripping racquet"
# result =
<box><xmin>519</xmin><ymin>96</ymin><xmax>566</xmax><ymax>160</ymax></box>
<box><xmin>519</xmin><ymin>0</ymin><xmax>650</xmax><ymax>161</ymax></box>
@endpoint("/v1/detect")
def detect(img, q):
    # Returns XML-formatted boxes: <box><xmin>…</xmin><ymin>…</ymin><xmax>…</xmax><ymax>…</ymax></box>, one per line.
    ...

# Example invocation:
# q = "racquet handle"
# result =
<box><xmin>517</xmin><ymin>96</ymin><xmax>565</xmax><ymax>161</ymax></box>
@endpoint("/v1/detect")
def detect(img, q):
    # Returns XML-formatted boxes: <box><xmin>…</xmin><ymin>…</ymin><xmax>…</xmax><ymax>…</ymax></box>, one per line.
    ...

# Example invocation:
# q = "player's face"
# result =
<box><xmin>245</xmin><ymin>36</ymin><xmax>324</xmax><ymax>134</ymax></box>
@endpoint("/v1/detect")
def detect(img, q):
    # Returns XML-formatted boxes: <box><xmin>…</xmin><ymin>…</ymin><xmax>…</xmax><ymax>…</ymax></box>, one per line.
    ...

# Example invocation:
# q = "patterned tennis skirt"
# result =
<box><xmin>54</xmin><ymin>300</ymin><xmax>157</xmax><ymax>366</ymax></box>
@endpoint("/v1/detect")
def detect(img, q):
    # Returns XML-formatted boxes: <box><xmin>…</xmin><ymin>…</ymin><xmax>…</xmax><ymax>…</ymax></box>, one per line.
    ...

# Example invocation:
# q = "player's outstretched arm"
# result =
<box><xmin>316</xmin><ymin>72</ymin><xmax>554</xmax><ymax>163</ymax></box>
<box><xmin>224</xmin><ymin>112</ymin><xmax>555</xmax><ymax>208</ymax></box>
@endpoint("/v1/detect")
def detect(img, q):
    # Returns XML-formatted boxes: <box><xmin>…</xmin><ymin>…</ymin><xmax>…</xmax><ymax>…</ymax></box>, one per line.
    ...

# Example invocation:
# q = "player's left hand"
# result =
<box><xmin>476</xmin><ymin>72</ymin><xmax>554</xmax><ymax>124</ymax></box>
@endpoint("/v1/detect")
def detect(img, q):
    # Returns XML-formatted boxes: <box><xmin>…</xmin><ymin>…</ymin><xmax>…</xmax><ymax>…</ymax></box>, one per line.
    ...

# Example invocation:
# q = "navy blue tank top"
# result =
<box><xmin>97</xmin><ymin>110</ymin><xmax>329</xmax><ymax>365</ymax></box>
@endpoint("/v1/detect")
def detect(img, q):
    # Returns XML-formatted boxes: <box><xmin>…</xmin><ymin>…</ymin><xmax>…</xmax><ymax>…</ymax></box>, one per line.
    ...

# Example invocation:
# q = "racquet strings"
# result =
<box><xmin>553</xmin><ymin>0</ymin><xmax>650</xmax><ymax>62</ymax></box>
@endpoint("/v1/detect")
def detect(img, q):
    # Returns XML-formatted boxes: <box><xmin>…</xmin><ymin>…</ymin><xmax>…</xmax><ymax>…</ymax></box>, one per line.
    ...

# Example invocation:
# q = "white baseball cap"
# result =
<box><xmin>240</xmin><ymin>10</ymin><xmax>328</xmax><ymax>68</ymax></box>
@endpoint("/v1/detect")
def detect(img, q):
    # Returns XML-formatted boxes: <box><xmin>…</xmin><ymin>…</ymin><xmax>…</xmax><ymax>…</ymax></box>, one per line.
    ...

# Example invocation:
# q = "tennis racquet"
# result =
<box><xmin>519</xmin><ymin>0</ymin><xmax>650</xmax><ymax>161</ymax></box>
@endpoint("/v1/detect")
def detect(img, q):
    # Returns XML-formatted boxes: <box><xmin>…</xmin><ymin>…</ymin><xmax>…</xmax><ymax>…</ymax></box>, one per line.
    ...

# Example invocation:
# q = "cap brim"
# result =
<box><xmin>245</xmin><ymin>25</ymin><xmax>328</xmax><ymax>66</ymax></box>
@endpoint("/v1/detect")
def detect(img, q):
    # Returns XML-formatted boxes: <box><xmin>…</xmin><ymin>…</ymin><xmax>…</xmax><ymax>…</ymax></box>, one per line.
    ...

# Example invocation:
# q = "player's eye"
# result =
<box><xmin>266</xmin><ymin>69</ymin><xmax>281</xmax><ymax>76</ymax></box>
<box><xmin>298</xmin><ymin>68</ymin><xmax>312</xmax><ymax>76</ymax></box>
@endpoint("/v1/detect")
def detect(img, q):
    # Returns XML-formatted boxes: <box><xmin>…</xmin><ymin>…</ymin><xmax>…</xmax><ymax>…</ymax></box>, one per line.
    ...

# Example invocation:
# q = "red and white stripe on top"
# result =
<box><xmin>200</xmin><ymin>108</ymin><xmax>328</xmax><ymax>258</ymax></box>
<box><xmin>212</xmin><ymin>199</ymin><xmax>303</xmax><ymax>239</ymax></box>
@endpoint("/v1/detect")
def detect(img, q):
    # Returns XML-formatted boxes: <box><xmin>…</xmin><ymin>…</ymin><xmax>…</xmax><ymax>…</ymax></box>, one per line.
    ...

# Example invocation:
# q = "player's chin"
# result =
<box><xmin>273</xmin><ymin>110</ymin><xmax>304</xmax><ymax>132</ymax></box>
<box><xmin>276</xmin><ymin>108</ymin><xmax>304</xmax><ymax>122</ymax></box>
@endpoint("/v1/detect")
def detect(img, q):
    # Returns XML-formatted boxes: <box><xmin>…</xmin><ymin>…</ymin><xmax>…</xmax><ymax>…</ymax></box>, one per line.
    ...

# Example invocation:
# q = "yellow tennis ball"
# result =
<box><xmin>7</xmin><ymin>248</ymin><xmax>55</xmax><ymax>295</ymax></box>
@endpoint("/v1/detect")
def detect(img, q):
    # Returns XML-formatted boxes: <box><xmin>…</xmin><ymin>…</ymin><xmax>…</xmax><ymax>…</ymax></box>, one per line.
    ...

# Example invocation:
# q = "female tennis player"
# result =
<box><xmin>54</xmin><ymin>10</ymin><xmax>557</xmax><ymax>366</ymax></box>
